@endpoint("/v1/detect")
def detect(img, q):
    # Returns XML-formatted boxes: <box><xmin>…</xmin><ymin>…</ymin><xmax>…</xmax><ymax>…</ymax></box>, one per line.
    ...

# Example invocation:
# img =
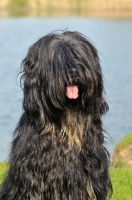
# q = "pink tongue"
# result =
<box><xmin>66</xmin><ymin>86</ymin><xmax>79</xmax><ymax>99</ymax></box>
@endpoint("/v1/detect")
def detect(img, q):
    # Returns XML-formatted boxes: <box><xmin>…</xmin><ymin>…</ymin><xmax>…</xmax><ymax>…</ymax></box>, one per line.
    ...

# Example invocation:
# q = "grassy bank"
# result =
<box><xmin>112</xmin><ymin>132</ymin><xmax>132</xmax><ymax>169</ymax></box>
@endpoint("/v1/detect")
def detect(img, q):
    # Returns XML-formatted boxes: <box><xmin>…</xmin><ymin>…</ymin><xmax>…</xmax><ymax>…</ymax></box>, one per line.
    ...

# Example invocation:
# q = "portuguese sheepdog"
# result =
<box><xmin>0</xmin><ymin>31</ymin><xmax>112</xmax><ymax>200</ymax></box>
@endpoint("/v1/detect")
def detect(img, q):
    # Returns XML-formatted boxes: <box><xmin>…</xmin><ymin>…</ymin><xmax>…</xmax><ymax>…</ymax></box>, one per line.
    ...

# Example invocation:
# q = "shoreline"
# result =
<box><xmin>0</xmin><ymin>0</ymin><xmax>132</xmax><ymax>19</ymax></box>
<box><xmin>0</xmin><ymin>8</ymin><xmax>132</xmax><ymax>19</ymax></box>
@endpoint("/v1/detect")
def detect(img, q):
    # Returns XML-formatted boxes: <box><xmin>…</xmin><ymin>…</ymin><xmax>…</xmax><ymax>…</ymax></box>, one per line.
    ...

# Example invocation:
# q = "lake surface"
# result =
<box><xmin>0</xmin><ymin>17</ymin><xmax>132</xmax><ymax>161</ymax></box>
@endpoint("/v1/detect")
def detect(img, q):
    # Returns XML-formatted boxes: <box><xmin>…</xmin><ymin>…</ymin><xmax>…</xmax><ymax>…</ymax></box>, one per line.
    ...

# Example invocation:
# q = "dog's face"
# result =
<box><xmin>21</xmin><ymin>31</ymin><xmax>108</xmax><ymax>124</ymax></box>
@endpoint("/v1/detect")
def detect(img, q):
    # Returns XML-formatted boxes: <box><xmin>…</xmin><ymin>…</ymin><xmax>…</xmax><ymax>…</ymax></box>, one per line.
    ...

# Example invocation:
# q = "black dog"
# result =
<box><xmin>0</xmin><ymin>31</ymin><xmax>112</xmax><ymax>200</ymax></box>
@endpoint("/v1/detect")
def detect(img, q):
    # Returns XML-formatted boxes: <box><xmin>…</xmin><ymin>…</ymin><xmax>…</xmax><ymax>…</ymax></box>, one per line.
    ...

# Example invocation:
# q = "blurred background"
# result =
<box><xmin>0</xmin><ymin>0</ymin><xmax>132</xmax><ymax>161</ymax></box>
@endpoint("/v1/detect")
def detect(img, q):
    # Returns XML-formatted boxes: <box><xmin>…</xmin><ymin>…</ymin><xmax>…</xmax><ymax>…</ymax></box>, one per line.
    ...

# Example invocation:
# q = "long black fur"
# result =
<box><xmin>0</xmin><ymin>31</ymin><xmax>112</xmax><ymax>200</ymax></box>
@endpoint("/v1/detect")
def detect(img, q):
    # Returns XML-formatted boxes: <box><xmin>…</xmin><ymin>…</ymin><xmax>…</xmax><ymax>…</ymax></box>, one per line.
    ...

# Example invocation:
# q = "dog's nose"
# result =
<box><xmin>66</xmin><ymin>86</ymin><xmax>79</xmax><ymax>99</ymax></box>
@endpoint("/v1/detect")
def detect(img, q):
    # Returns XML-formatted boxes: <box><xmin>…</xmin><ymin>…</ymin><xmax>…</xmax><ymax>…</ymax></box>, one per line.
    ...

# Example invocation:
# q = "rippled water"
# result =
<box><xmin>0</xmin><ymin>17</ymin><xmax>132</xmax><ymax>161</ymax></box>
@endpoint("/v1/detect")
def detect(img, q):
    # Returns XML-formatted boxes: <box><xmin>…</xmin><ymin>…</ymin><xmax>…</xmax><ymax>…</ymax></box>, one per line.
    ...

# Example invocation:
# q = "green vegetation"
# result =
<box><xmin>110</xmin><ymin>132</ymin><xmax>132</xmax><ymax>199</ymax></box>
<box><xmin>9</xmin><ymin>0</ymin><xmax>28</xmax><ymax>9</ymax></box>
<box><xmin>110</xmin><ymin>168</ymin><xmax>132</xmax><ymax>200</ymax></box>
<box><xmin>0</xmin><ymin>163</ymin><xmax>9</xmax><ymax>186</ymax></box>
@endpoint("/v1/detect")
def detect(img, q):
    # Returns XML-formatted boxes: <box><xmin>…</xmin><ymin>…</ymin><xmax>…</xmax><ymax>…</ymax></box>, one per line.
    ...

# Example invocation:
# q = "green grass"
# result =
<box><xmin>0</xmin><ymin>163</ymin><xmax>132</xmax><ymax>199</ymax></box>
<box><xmin>110</xmin><ymin>168</ymin><xmax>132</xmax><ymax>200</ymax></box>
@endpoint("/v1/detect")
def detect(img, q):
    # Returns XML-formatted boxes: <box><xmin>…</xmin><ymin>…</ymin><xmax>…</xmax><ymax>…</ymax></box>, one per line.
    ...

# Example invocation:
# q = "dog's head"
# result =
<box><xmin>21</xmin><ymin>31</ymin><xmax>108</xmax><ymax>128</ymax></box>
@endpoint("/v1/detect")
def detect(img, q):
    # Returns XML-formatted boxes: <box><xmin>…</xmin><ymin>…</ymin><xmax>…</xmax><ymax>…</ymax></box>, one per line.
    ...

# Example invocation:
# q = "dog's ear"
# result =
<box><xmin>20</xmin><ymin>49</ymin><xmax>48</xmax><ymax>128</ymax></box>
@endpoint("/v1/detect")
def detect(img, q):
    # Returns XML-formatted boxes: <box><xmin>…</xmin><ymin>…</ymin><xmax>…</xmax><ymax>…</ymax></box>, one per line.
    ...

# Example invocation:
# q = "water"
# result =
<box><xmin>0</xmin><ymin>17</ymin><xmax>132</xmax><ymax>161</ymax></box>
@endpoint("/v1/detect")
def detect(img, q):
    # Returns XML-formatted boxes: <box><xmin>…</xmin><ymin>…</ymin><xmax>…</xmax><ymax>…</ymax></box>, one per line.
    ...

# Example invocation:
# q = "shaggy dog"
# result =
<box><xmin>0</xmin><ymin>31</ymin><xmax>112</xmax><ymax>200</ymax></box>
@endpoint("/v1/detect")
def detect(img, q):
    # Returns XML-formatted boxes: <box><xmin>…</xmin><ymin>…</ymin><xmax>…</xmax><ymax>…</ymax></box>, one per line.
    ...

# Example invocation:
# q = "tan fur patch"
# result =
<box><xmin>61</xmin><ymin>109</ymin><xmax>92</xmax><ymax>149</ymax></box>
<box><xmin>87</xmin><ymin>178</ymin><xmax>97</xmax><ymax>200</ymax></box>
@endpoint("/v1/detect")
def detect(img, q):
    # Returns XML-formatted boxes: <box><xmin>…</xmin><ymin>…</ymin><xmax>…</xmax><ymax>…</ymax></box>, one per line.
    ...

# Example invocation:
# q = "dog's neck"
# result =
<box><xmin>41</xmin><ymin>107</ymin><xmax>92</xmax><ymax>150</ymax></box>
